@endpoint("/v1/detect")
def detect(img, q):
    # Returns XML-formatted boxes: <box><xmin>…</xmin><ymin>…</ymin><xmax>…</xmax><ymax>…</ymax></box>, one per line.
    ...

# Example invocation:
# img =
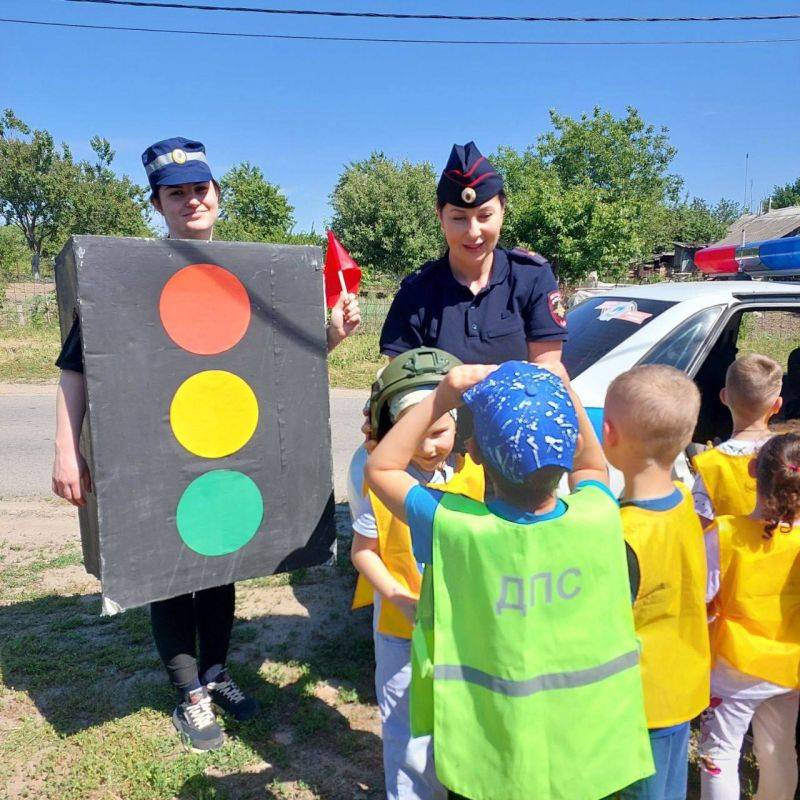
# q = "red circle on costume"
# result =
<box><xmin>159</xmin><ymin>264</ymin><xmax>251</xmax><ymax>355</ymax></box>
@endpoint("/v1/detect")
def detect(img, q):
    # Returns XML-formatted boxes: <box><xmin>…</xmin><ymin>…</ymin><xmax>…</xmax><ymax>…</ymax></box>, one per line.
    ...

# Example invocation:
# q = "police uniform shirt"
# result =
<box><xmin>55</xmin><ymin>317</ymin><xmax>84</xmax><ymax>373</ymax></box>
<box><xmin>379</xmin><ymin>248</ymin><xmax>568</xmax><ymax>365</ymax></box>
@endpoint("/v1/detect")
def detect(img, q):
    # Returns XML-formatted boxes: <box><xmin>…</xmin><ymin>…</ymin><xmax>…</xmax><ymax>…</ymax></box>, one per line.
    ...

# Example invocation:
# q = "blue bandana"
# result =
<box><xmin>463</xmin><ymin>361</ymin><xmax>578</xmax><ymax>484</ymax></box>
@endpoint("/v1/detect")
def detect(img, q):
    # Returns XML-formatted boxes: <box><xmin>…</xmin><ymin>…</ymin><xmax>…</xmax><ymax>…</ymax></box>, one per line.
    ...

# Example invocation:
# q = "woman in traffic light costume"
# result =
<box><xmin>51</xmin><ymin>137</ymin><xmax>360</xmax><ymax>752</ymax></box>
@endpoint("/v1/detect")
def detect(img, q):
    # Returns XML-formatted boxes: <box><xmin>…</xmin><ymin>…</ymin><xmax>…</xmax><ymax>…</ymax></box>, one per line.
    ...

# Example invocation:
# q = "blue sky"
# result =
<box><xmin>1</xmin><ymin>0</ymin><xmax>799</xmax><ymax>232</ymax></box>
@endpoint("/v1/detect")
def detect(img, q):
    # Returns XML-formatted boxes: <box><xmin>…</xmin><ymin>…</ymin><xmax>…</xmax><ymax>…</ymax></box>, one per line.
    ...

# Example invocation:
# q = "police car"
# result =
<box><xmin>564</xmin><ymin>236</ymin><xmax>800</xmax><ymax>491</ymax></box>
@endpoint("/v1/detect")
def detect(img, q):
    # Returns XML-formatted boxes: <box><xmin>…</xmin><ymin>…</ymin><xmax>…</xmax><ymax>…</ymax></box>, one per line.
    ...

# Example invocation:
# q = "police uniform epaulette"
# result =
<box><xmin>510</xmin><ymin>247</ymin><xmax>549</xmax><ymax>267</ymax></box>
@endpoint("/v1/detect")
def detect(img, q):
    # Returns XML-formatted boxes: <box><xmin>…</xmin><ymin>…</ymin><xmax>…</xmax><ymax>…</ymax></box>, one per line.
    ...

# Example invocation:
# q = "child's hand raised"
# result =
<box><xmin>435</xmin><ymin>364</ymin><xmax>498</xmax><ymax>411</ymax></box>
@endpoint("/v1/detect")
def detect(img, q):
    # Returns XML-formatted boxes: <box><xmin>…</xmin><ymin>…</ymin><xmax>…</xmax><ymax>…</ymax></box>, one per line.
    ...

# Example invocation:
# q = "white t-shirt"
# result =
<box><xmin>346</xmin><ymin>445</ymin><xmax>456</xmax><ymax>539</ymax></box>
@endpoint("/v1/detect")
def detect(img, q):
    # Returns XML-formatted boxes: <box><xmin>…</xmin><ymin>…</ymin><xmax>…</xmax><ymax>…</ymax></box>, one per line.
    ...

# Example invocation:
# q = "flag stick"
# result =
<box><xmin>338</xmin><ymin>270</ymin><xmax>349</xmax><ymax>299</ymax></box>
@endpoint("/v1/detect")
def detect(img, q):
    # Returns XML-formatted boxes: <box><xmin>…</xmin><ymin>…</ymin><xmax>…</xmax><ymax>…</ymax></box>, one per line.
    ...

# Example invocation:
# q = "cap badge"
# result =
<box><xmin>461</xmin><ymin>187</ymin><xmax>477</xmax><ymax>204</ymax></box>
<box><xmin>172</xmin><ymin>148</ymin><xmax>187</xmax><ymax>165</ymax></box>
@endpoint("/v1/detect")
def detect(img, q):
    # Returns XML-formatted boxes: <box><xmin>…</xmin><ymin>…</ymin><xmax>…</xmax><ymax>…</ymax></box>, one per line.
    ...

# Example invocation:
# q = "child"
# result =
<box><xmin>366</xmin><ymin>360</ymin><xmax>653</xmax><ymax>800</ymax></box>
<box><xmin>349</xmin><ymin>347</ymin><xmax>484</xmax><ymax>800</ymax></box>
<box><xmin>699</xmin><ymin>432</ymin><xmax>800</xmax><ymax>800</ymax></box>
<box><xmin>603</xmin><ymin>365</ymin><xmax>710</xmax><ymax>800</ymax></box>
<box><xmin>692</xmin><ymin>354</ymin><xmax>783</xmax><ymax>530</ymax></box>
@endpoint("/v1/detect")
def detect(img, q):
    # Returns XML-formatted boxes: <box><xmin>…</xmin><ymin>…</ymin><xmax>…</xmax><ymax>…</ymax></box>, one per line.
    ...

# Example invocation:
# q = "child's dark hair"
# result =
<box><xmin>483</xmin><ymin>461</ymin><xmax>565</xmax><ymax>509</ymax></box>
<box><xmin>756</xmin><ymin>432</ymin><xmax>800</xmax><ymax>538</ymax></box>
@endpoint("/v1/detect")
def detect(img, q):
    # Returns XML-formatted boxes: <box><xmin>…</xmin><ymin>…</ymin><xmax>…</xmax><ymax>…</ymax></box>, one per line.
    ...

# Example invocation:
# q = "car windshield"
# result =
<box><xmin>563</xmin><ymin>295</ymin><xmax>676</xmax><ymax>378</ymax></box>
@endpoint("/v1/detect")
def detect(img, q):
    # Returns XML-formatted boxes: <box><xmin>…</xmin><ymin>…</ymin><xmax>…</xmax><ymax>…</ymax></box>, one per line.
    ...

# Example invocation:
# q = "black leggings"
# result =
<box><xmin>150</xmin><ymin>583</ymin><xmax>236</xmax><ymax>692</ymax></box>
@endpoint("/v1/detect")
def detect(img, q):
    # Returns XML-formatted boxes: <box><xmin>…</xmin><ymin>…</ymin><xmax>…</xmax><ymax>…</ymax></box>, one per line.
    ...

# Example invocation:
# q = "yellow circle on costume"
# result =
<box><xmin>170</xmin><ymin>370</ymin><xmax>258</xmax><ymax>458</ymax></box>
<box><xmin>172</xmin><ymin>148</ymin><xmax>187</xmax><ymax>165</ymax></box>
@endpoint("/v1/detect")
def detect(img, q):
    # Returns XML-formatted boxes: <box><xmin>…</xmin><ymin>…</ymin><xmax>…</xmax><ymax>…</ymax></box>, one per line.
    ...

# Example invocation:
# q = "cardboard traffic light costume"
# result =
<box><xmin>55</xmin><ymin>235</ymin><xmax>336</xmax><ymax>614</ymax></box>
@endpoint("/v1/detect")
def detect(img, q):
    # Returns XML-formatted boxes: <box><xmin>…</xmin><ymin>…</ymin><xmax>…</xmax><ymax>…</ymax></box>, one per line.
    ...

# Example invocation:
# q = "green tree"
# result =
<box><xmin>329</xmin><ymin>153</ymin><xmax>441</xmax><ymax>281</ymax></box>
<box><xmin>64</xmin><ymin>136</ymin><xmax>153</xmax><ymax>240</ymax></box>
<box><xmin>0</xmin><ymin>109</ymin><xmax>78</xmax><ymax>259</ymax></box>
<box><xmin>770</xmin><ymin>177</ymin><xmax>800</xmax><ymax>210</ymax></box>
<box><xmin>215</xmin><ymin>162</ymin><xmax>296</xmax><ymax>243</ymax></box>
<box><xmin>0</xmin><ymin>110</ymin><xmax>152</xmax><ymax>260</ymax></box>
<box><xmin>495</xmin><ymin>107</ymin><xmax>683</xmax><ymax>282</ymax></box>
<box><xmin>666</xmin><ymin>197</ymin><xmax>740</xmax><ymax>245</ymax></box>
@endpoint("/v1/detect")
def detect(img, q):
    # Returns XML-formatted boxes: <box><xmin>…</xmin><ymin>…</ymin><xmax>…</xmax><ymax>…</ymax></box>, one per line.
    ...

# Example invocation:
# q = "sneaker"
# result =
<box><xmin>172</xmin><ymin>687</ymin><xmax>225</xmax><ymax>753</ymax></box>
<box><xmin>206</xmin><ymin>670</ymin><xmax>260</xmax><ymax>721</ymax></box>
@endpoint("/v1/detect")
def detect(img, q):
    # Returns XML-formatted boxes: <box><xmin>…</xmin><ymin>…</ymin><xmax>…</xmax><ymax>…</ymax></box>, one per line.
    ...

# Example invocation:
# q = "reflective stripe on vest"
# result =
<box><xmin>351</xmin><ymin>454</ymin><xmax>484</xmax><ymax>639</ymax></box>
<box><xmin>434</xmin><ymin>649</ymin><xmax>640</xmax><ymax>696</ymax></box>
<box><xmin>623</xmin><ymin>484</ymin><xmax>710</xmax><ymax>727</ymax></box>
<box><xmin>693</xmin><ymin>448</ymin><xmax>757</xmax><ymax>517</ymax></box>
<box><xmin>713</xmin><ymin>514</ymin><xmax>800</xmax><ymax>688</ymax></box>
<box><xmin>413</xmin><ymin>485</ymin><xmax>654</xmax><ymax>800</ymax></box>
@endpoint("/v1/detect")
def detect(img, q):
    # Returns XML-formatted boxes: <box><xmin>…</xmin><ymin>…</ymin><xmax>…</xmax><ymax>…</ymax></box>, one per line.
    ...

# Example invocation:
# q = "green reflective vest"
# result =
<box><xmin>411</xmin><ymin>485</ymin><xmax>654</xmax><ymax>800</ymax></box>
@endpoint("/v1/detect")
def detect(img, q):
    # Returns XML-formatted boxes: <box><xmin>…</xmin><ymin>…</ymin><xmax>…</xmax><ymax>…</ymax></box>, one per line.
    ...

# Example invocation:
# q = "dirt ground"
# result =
<box><xmin>0</xmin><ymin>497</ymin><xmax>384</xmax><ymax>800</ymax></box>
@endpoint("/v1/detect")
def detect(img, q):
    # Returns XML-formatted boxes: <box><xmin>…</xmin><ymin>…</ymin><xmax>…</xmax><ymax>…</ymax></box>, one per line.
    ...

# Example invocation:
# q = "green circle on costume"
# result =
<box><xmin>177</xmin><ymin>470</ymin><xmax>263</xmax><ymax>557</ymax></box>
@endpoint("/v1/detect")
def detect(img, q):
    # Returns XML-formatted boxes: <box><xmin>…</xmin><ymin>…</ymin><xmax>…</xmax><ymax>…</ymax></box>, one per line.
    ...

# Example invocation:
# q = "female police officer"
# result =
<box><xmin>51</xmin><ymin>137</ymin><xmax>360</xmax><ymax>752</ymax></box>
<box><xmin>380</xmin><ymin>141</ymin><xmax>567</xmax><ymax>367</ymax></box>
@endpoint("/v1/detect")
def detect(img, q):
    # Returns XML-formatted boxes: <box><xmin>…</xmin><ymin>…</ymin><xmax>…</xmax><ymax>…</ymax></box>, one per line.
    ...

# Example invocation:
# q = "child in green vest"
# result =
<box><xmin>366</xmin><ymin>360</ymin><xmax>653</xmax><ymax>800</ymax></box>
<box><xmin>603</xmin><ymin>365</ymin><xmax>709</xmax><ymax>800</ymax></box>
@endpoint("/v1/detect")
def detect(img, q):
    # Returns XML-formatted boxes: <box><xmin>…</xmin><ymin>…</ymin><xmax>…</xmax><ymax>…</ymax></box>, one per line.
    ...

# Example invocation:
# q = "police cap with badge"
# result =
<box><xmin>437</xmin><ymin>141</ymin><xmax>504</xmax><ymax>207</ymax></box>
<box><xmin>142</xmin><ymin>137</ymin><xmax>214</xmax><ymax>194</ymax></box>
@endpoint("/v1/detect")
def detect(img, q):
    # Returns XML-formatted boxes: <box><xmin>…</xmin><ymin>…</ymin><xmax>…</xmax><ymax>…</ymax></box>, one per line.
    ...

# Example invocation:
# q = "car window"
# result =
<box><xmin>638</xmin><ymin>305</ymin><xmax>725</xmax><ymax>373</ymax></box>
<box><xmin>563</xmin><ymin>296</ymin><xmax>675</xmax><ymax>378</ymax></box>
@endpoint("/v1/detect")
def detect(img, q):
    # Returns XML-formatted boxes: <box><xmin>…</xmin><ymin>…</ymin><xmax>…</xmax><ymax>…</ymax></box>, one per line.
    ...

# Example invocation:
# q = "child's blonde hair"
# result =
<box><xmin>606</xmin><ymin>365</ymin><xmax>700</xmax><ymax>466</ymax></box>
<box><xmin>725</xmin><ymin>354</ymin><xmax>782</xmax><ymax>417</ymax></box>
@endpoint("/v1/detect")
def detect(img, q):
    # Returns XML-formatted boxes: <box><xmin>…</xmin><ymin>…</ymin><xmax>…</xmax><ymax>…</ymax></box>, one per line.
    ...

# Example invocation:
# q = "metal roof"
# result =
<box><xmin>716</xmin><ymin>205</ymin><xmax>800</xmax><ymax>245</ymax></box>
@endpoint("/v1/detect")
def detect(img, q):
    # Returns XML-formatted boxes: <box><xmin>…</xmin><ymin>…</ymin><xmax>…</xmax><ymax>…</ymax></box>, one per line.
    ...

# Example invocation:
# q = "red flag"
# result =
<box><xmin>324</xmin><ymin>230</ymin><xmax>362</xmax><ymax>309</ymax></box>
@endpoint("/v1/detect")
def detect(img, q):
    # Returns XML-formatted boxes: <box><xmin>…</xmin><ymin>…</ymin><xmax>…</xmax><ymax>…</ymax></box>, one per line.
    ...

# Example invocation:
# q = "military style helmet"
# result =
<box><xmin>370</xmin><ymin>347</ymin><xmax>462</xmax><ymax>441</ymax></box>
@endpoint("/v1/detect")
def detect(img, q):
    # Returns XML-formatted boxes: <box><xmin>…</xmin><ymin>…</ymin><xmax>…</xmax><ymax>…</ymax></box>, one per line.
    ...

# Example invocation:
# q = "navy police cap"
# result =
<box><xmin>437</xmin><ymin>141</ymin><xmax>504</xmax><ymax>208</ymax></box>
<box><xmin>142</xmin><ymin>137</ymin><xmax>213</xmax><ymax>194</ymax></box>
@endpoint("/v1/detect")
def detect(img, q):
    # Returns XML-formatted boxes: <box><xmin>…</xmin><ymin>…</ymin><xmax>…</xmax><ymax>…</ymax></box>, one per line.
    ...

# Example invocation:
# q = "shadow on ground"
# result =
<box><xmin>0</xmin><ymin>503</ymin><xmax>384</xmax><ymax>799</ymax></box>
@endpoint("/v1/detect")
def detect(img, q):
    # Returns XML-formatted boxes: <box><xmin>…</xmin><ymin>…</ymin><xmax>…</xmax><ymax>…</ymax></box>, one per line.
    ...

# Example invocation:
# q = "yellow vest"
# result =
<box><xmin>351</xmin><ymin>455</ymin><xmax>485</xmax><ymax>639</ymax></box>
<box><xmin>712</xmin><ymin>514</ymin><xmax>800</xmax><ymax>688</ymax></box>
<box><xmin>623</xmin><ymin>484</ymin><xmax>710</xmax><ymax>727</ymax></box>
<box><xmin>692</xmin><ymin>448</ymin><xmax>757</xmax><ymax>518</ymax></box>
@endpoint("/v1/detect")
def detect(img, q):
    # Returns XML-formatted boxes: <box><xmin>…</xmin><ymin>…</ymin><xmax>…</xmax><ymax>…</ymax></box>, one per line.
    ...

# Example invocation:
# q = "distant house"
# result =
<box><xmin>714</xmin><ymin>205</ymin><xmax>800</xmax><ymax>246</ymax></box>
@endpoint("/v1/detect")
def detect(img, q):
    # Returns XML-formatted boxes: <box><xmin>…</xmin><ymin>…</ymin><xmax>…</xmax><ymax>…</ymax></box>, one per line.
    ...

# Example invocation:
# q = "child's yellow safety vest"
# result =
<box><xmin>351</xmin><ymin>455</ymin><xmax>484</xmax><ymax>639</ymax></box>
<box><xmin>622</xmin><ymin>484</ymin><xmax>710</xmax><ymax>727</ymax></box>
<box><xmin>712</xmin><ymin>514</ymin><xmax>800</xmax><ymax>688</ymax></box>
<box><xmin>692</xmin><ymin>448</ymin><xmax>757</xmax><ymax>518</ymax></box>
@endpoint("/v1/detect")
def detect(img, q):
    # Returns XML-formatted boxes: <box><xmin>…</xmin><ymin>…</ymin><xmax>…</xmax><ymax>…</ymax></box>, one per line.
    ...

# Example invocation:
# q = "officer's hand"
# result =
<box><xmin>52</xmin><ymin>446</ymin><xmax>92</xmax><ymax>507</ymax></box>
<box><xmin>389</xmin><ymin>588</ymin><xmax>418</xmax><ymax>625</ymax></box>
<box><xmin>328</xmin><ymin>292</ymin><xmax>361</xmax><ymax>350</ymax></box>
<box><xmin>538</xmin><ymin>360</ymin><xmax>571</xmax><ymax>388</ymax></box>
<box><xmin>436</xmin><ymin>364</ymin><xmax>498</xmax><ymax>410</ymax></box>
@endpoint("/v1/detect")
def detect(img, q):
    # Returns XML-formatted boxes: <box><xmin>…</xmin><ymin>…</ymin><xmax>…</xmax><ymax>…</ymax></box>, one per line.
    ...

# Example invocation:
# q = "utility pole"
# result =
<box><xmin>743</xmin><ymin>153</ymin><xmax>749</xmax><ymax>212</ymax></box>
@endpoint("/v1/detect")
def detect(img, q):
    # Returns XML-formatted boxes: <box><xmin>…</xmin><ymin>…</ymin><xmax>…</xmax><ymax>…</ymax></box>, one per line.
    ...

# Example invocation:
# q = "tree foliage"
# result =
<box><xmin>214</xmin><ymin>162</ymin><xmax>296</xmax><ymax>244</ymax></box>
<box><xmin>770</xmin><ymin>177</ymin><xmax>800</xmax><ymax>210</ymax></box>
<box><xmin>495</xmin><ymin>107</ymin><xmax>683</xmax><ymax>282</ymax></box>
<box><xmin>329</xmin><ymin>153</ymin><xmax>441</xmax><ymax>281</ymax></box>
<box><xmin>0</xmin><ymin>109</ymin><xmax>151</xmax><ymax>258</ymax></box>
<box><xmin>664</xmin><ymin>197</ymin><xmax>740</xmax><ymax>246</ymax></box>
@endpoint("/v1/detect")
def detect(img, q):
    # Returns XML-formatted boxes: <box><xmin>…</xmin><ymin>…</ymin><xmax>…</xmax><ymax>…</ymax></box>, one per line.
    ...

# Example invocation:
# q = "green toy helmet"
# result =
<box><xmin>370</xmin><ymin>347</ymin><xmax>462</xmax><ymax>441</ymax></box>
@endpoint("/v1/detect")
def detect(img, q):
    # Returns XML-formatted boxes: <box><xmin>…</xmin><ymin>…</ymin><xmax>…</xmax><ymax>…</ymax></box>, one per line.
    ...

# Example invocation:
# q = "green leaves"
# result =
<box><xmin>770</xmin><ymin>177</ymin><xmax>800</xmax><ymax>210</ymax></box>
<box><xmin>0</xmin><ymin>108</ymin><xmax>152</xmax><ymax>258</ymax></box>
<box><xmin>214</xmin><ymin>162</ymin><xmax>298</xmax><ymax>244</ymax></box>
<box><xmin>328</xmin><ymin>153</ymin><xmax>442</xmax><ymax>282</ymax></box>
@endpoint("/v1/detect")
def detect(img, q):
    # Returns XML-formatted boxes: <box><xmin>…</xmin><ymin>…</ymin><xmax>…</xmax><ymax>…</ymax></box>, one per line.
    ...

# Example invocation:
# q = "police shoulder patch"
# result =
<box><xmin>547</xmin><ymin>290</ymin><xmax>567</xmax><ymax>328</ymax></box>
<box><xmin>510</xmin><ymin>247</ymin><xmax>549</xmax><ymax>267</ymax></box>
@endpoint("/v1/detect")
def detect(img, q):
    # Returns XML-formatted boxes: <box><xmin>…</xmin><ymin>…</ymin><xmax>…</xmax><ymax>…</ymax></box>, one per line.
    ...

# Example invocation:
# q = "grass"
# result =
<box><xmin>0</xmin><ymin>320</ymin><xmax>385</xmax><ymax>389</ymax></box>
<box><xmin>0</xmin><ymin>322</ymin><xmax>61</xmax><ymax>382</ymax></box>
<box><xmin>0</xmin><ymin>508</ymin><xmax>382</xmax><ymax>800</ymax></box>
